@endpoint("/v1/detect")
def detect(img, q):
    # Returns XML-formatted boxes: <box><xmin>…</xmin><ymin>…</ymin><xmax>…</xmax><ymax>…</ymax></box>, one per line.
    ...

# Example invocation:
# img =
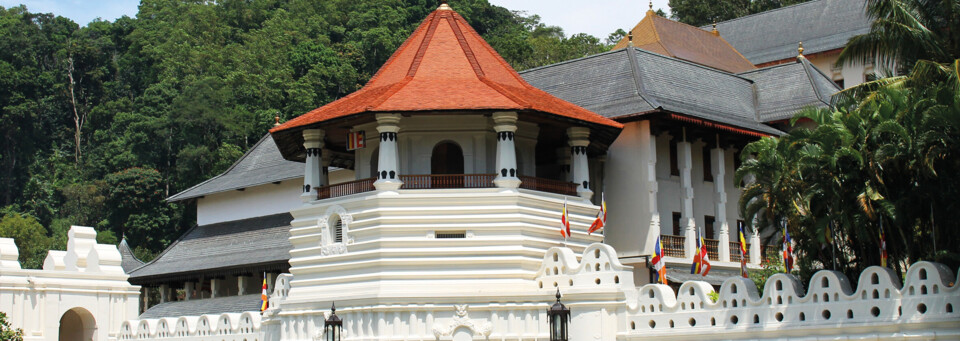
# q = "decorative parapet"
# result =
<box><xmin>117</xmin><ymin>312</ymin><xmax>262</xmax><ymax>340</ymax></box>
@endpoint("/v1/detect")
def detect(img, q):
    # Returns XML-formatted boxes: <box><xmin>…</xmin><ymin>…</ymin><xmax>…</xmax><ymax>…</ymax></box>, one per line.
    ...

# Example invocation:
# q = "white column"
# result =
<box><xmin>267</xmin><ymin>272</ymin><xmax>275</xmax><ymax>293</ymax></box>
<box><xmin>642</xmin><ymin>124</ymin><xmax>661</xmax><ymax>254</ymax></box>
<box><xmin>715</xmin><ymin>144</ymin><xmax>731</xmax><ymax>262</ymax></box>
<box><xmin>301</xmin><ymin>129</ymin><xmax>325</xmax><ymax>202</ymax></box>
<box><xmin>211</xmin><ymin>278</ymin><xmax>221</xmax><ymax>298</ymax></box>
<box><xmin>321</xmin><ymin>150</ymin><xmax>331</xmax><ymax>188</ymax></box>
<box><xmin>678</xmin><ymin>133</ymin><xmax>696</xmax><ymax>259</ymax></box>
<box><xmin>159</xmin><ymin>284</ymin><xmax>169</xmax><ymax>303</ymax></box>
<box><xmin>184</xmin><ymin>281</ymin><xmax>195</xmax><ymax>301</ymax></box>
<box><xmin>374</xmin><ymin>113</ymin><xmax>403</xmax><ymax>191</ymax></box>
<box><xmin>567</xmin><ymin>127</ymin><xmax>594</xmax><ymax>200</ymax></box>
<box><xmin>493</xmin><ymin>112</ymin><xmax>521</xmax><ymax>188</ymax></box>
<box><xmin>750</xmin><ymin>228</ymin><xmax>762</xmax><ymax>264</ymax></box>
<box><xmin>238</xmin><ymin>275</ymin><xmax>249</xmax><ymax>295</ymax></box>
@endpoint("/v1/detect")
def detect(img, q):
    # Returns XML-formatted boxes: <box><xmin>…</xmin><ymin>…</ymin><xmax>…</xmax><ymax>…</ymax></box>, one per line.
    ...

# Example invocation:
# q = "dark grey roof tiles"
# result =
<box><xmin>167</xmin><ymin>134</ymin><xmax>303</xmax><ymax>202</ymax></box>
<box><xmin>118</xmin><ymin>238</ymin><xmax>144</xmax><ymax>274</ymax></box>
<box><xmin>127</xmin><ymin>213</ymin><xmax>293</xmax><ymax>282</ymax></box>
<box><xmin>709</xmin><ymin>0</ymin><xmax>871</xmax><ymax>64</ymax></box>
<box><xmin>739</xmin><ymin>58</ymin><xmax>840</xmax><ymax>121</ymax></box>
<box><xmin>666</xmin><ymin>266</ymin><xmax>743</xmax><ymax>286</ymax></box>
<box><xmin>139</xmin><ymin>294</ymin><xmax>262</xmax><ymax>319</ymax></box>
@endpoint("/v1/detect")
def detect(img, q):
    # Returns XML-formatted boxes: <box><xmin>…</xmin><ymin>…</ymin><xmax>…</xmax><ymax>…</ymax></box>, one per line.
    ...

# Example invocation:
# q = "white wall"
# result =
<box><xmin>808</xmin><ymin>52</ymin><xmax>869</xmax><ymax>89</ymax></box>
<box><xmin>196</xmin><ymin>169</ymin><xmax>355</xmax><ymax>225</ymax></box>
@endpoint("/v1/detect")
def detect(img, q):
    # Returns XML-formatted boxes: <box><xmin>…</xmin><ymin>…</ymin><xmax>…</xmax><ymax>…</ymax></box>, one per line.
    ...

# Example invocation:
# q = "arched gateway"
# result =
<box><xmin>59</xmin><ymin>307</ymin><xmax>96</xmax><ymax>341</ymax></box>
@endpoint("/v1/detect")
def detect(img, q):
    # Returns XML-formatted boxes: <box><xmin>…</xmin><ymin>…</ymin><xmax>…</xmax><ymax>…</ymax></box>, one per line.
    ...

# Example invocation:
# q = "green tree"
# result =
<box><xmin>668</xmin><ymin>0</ymin><xmax>811</xmax><ymax>27</ymax></box>
<box><xmin>0</xmin><ymin>212</ymin><xmax>50</xmax><ymax>269</ymax></box>
<box><xmin>0</xmin><ymin>312</ymin><xmax>23</xmax><ymax>341</ymax></box>
<box><xmin>837</xmin><ymin>0</ymin><xmax>960</xmax><ymax>74</ymax></box>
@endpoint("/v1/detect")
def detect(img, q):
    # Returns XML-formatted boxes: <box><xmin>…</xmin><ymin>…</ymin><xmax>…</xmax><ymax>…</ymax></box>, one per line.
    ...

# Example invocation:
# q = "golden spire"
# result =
<box><xmin>628</xmin><ymin>31</ymin><xmax>634</xmax><ymax>46</ymax></box>
<box><xmin>711</xmin><ymin>21</ymin><xmax>719</xmax><ymax>36</ymax></box>
<box><xmin>797</xmin><ymin>41</ymin><xmax>805</xmax><ymax>57</ymax></box>
<box><xmin>647</xmin><ymin>0</ymin><xmax>655</xmax><ymax>15</ymax></box>
<box><xmin>274</xmin><ymin>116</ymin><xmax>281</xmax><ymax>127</ymax></box>
<box><xmin>438</xmin><ymin>0</ymin><xmax>451</xmax><ymax>10</ymax></box>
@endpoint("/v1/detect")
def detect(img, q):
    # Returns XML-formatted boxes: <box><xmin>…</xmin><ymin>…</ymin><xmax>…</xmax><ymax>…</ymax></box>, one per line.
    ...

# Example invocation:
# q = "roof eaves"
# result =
<box><xmin>632</xmin><ymin>47</ymin><xmax>757</xmax><ymax>84</ymax></box>
<box><xmin>166</xmin><ymin>134</ymin><xmax>272</xmax><ymax>202</ymax></box>
<box><xmin>625</xmin><ymin>47</ymin><xmax>661</xmax><ymax>109</ymax></box>
<box><xmin>797</xmin><ymin>57</ymin><xmax>832</xmax><ymax>106</ymax></box>
<box><xmin>127</xmin><ymin>223</ymin><xmax>199</xmax><ymax>276</ymax></box>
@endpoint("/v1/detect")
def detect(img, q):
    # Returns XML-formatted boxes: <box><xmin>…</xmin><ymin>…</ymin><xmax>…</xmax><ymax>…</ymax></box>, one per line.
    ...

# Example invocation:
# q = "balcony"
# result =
<box><xmin>661</xmin><ymin>235</ymin><xmax>686</xmax><ymax>258</ymax></box>
<box><xmin>315</xmin><ymin>174</ymin><xmax>579</xmax><ymax>200</ymax></box>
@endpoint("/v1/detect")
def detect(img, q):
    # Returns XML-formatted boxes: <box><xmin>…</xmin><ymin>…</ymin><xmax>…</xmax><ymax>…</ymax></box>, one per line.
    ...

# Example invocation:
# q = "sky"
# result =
<box><xmin>0</xmin><ymin>0</ymin><xmax>672</xmax><ymax>39</ymax></box>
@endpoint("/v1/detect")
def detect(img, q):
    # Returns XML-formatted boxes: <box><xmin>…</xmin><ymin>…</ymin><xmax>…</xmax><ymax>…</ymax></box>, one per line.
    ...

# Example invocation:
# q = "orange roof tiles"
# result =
<box><xmin>271</xmin><ymin>5</ymin><xmax>622</xmax><ymax>135</ymax></box>
<box><xmin>613</xmin><ymin>11</ymin><xmax>756</xmax><ymax>73</ymax></box>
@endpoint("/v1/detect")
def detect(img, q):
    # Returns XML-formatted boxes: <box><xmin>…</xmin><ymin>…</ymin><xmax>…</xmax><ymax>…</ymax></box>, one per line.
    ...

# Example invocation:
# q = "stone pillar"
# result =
<box><xmin>642</xmin><ymin>125</ymin><xmax>661</xmax><ymax>254</ymax></box>
<box><xmin>301</xmin><ymin>129</ymin><xmax>326</xmax><ymax>202</ymax></box>
<box><xmin>237</xmin><ymin>275</ymin><xmax>249</xmax><ymax>295</ymax></box>
<box><xmin>266</xmin><ymin>272</ymin><xmax>276</xmax><ymax>293</ymax></box>
<box><xmin>159</xmin><ymin>284</ymin><xmax>169</xmax><ymax>303</ymax></box>
<box><xmin>493</xmin><ymin>112</ymin><xmax>520</xmax><ymax>188</ymax></box>
<box><xmin>567</xmin><ymin>127</ymin><xmax>594</xmax><ymax>200</ymax></box>
<box><xmin>715</xmin><ymin>145</ymin><xmax>731</xmax><ymax>262</ymax></box>
<box><xmin>678</xmin><ymin>133</ymin><xmax>696</xmax><ymax>259</ymax></box>
<box><xmin>184</xmin><ymin>281</ymin><xmax>195</xmax><ymax>301</ymax></box>
<box><xmin>374</xmin><ymin>114</ymin><xmax>403</xmax><ymax>191</ymax></box>
<box><xmin>750</xmin><ymin>228</ymin><xmax>762</xmax><ymax>264</ymax></box>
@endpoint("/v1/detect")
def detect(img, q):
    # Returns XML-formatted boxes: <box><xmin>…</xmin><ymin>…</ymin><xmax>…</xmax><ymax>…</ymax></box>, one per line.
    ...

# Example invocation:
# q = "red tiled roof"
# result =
<box><xmin>613</xmin><ymin>11</ymin><xmax>756</xmax><ymax>73</ymax></box>
<box><xmin>271</xmin><ymin>5</ymin><xmax>622</xmax><ymax>135</ymax></box>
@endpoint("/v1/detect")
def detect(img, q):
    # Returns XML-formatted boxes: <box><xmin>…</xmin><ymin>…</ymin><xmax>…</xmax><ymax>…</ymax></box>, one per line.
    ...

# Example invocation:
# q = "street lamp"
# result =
<box><xmin>547</xmin><ymin>289</ymin><xmax>570</xmax><ymax>341</ymax></box>
<box><xmin>324</xmin><ymin>302</ymin><xmax>342</xmax><ymax>341</ymax></box>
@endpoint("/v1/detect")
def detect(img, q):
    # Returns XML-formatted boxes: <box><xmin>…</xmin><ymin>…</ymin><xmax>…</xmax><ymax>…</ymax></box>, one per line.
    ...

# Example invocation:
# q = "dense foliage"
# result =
<box><xmin>0</xmin><ymin>0</ymin><xmax>616</xmax><ymax>267</ymax></box>
<box><xmin>668</xmin><ymin>0</ymin><xmax>811</xmax><ymax>27</ymax></box>
<box><xmin>0</xmin><ymin>312</ymin><xmax>23</xmax><ymax>341</ymax></box>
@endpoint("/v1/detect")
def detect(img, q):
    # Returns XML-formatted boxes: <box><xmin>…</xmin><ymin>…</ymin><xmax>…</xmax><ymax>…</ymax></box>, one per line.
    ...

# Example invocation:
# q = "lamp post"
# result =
<box><xmin>547</xmin><ymin>289</ymin><xmax>570</xmax><ymax>341</ymax></box>
<box><xmin>324</xmin><ymin>302</ymin><xmax>342</xmax><ymax>341</ymax></box>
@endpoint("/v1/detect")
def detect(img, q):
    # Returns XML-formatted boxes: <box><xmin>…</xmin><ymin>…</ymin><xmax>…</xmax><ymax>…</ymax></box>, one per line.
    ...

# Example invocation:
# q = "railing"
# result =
<box><xmin>400</xmin><ymin>174</ymin><xmax>496</xmax><ymax>189</ymax></box>
<box><xmin>704</xmin><ymin>238</ymin><xmax>719</xmax><ymax>261</ymax></box>
<box><xmin>661</xmin><ymin>235</ymin><xmax>686</xmax><ymax>258</ymax></box>
<box><xmin>518</xmin><ymin>176</ymin><xmax>578</xmax><ymax>196</ymax></box>
<box><xmin>763</xmin><ymin>244</ymin><xmax>781</xmax><ymax>263</ymax></box>
<box><xmin>729</xmin><ymin>242</ymin><xmax>750</xmax><ymax>262</ymax></box>
<box><xmin>316</xmin><ymin>178</ymin><xmax>376</xmax><ymax>199</ymax></box>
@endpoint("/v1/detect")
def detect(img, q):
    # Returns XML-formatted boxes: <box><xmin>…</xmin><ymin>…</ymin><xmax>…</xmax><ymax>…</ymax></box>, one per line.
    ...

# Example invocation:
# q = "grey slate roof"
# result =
<box><xmin>167</xmin><ymin>134</ymin><xmax>303</xmax><ymax>202</ymax></box>
<box><xmin>739</xmin><ymin>57</ymin><xmax>841</xmax><ymax>121</ymax></box>
<box><xmin>521</xmin><ymin>48</ymin><xmax>816</xmax><ymax>134</ymax></box>
<box><xmin>140</xmin><ymin>294</ymin><xmax>262</xmax><ymax>319</ymax></box>
<box><xmin>127</xmin><ymin>213</ymin><xmax>293</xmax><ymax>283</ymax></box>
<box><xmin>666</xmin><ymin>266</ymin><xmax>743</xmax><ymax>286</ymax></box>
<box><xmin>118</xmin><ymin>238</ymin><xmax>144</xmax><ymax>274</ymax></box>
<box><xmin>709</xmin><ymin>0</ymin><xmax>871</xmax><ymax>64</ymax></box>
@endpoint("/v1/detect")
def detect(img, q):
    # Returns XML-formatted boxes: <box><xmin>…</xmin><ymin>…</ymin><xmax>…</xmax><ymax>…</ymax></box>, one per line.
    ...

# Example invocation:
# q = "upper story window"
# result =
<box><xmin>702</xmin><ymin>146</ymin><xmax>713</xmax><ymax>182</ymax></box>
<box><xmin>669</xmin><ymin>139</ymin><xmax>679</xmax><ymax>176</ymax></box>
<box><xmin>431</xmin><ymin>141</ymin><xmax>464</xmax><ymax>175</ymax></box>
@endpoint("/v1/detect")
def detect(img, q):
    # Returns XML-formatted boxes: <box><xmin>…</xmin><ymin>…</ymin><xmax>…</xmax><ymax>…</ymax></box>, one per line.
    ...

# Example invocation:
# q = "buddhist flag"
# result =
<box><xmin>782</xmin><ymin>224</ymin><xmax>794</xmax><ymax>273</ymax></box>
<box><xmin>347</xmin><ymin>131</ymin><xmax>365</xmax><ymax>150</ymax></box>
<box><xmin>739</xmin><ymin>223</ymin><xmax>748</xmax><ymax>278</ymax></box>
<box><xmin>652</xmin><ymin>235</ymin><xmax>667</xmax><ymax>284</ymax></box>
<box><xmin>260</xmin><ymin>275</ymin><xmax>269</xmax><ymax>312</ymax></box>
<box><xmin>879</xmin><ymin>220</ymin><xmax>888</xmax><ymax>268</ymax></box>
<box><xmin>691</xmin><ymin>230</ymin><xmax>702</xmax><ymax>275</ymax></box>
<box><xmin>698</xmin><ymin>230</ymin><xmax>711</xmax><ymax>276</ymax></box>
<box><xmin>588</xmin><ymin>193</ymin><xmax>606</xmax><ymax>234</ymax></box>
<box><xmin>560</xmin><ymin>198</ymin><xmax>571</xmax><ymax>239</ymax></box>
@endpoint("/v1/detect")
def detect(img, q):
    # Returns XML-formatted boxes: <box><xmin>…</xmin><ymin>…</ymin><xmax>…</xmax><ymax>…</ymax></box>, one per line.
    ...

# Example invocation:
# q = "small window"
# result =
<box><xmin>703</xmin><ymin>146</ymin><xmax>713</xmax><ymax>182</ymax></box>
<box><xmin>334</xmin><ymin>219</ymin><xmax>343</xmax><ymax>243</ymax></box>
<box><xmin>704</xmin><ymin>216</ymin><xmax>715</xmax><ymax>239</ymax></box>
<box><xmin>669</xmin><ymin>139</ymin><xmax>679</xmax><ymax>176</ymax></box>
<box><xmin>834</xmin><ymin>79</ymin><xmax>844</xmax><ymax>89</ymax></box>
<box><xmin>672</xmin><ymin>212</ymin><xmax>682</xmax><ymax>236</ymax></box>
<box><xmin>436</xmin><ymin>231</ymin><xmax>466</xmax><ymax>239</ymax></box>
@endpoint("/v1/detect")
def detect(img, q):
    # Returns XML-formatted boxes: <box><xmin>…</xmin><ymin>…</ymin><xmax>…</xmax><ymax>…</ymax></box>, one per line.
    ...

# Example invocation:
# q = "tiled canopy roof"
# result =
<box><xmin>709</xmin><ymin>0</ymin><xmax>871</xmax><ymax>65</ymax></box>
<box><xmin>270</xmin><ymin>4</ymin><xmax>622</xmax><ymax>160</ymax></box>
<box><xmin>140</xmin><ymin>294</ymin><xmax>262</xmax><ymax>319</ymax></box>
<box><xmin>612</xmin><ymin>10</ymin><xmax>756</xmax><ymax>73</ymax></box>
<box><xmin>118</xmin><ymin>238</ymin><xmax>144</xmax><ymax>274</ymax></box>
<box><xmin>739</xmin><ymin>56</ymin><xmax>840</xmax><ymax>122</ymax></box>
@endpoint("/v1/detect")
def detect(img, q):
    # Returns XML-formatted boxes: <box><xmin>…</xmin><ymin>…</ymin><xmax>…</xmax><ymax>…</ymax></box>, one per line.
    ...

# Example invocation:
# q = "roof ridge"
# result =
<box><xmin>450</xmin><ymin>11</ymin><xmax>531</xmax><ymax>88</ymax></box>
<box><xmin>367</xmin><ymin>11</ymin><xmax>436</xmax><ymax>84</ymax></box>
<box><xmin>407</xmin><ymin>11</ymin><xmax>443</xmax><ymax>77</ymax></box>
<box><xmin>631</xmin><ymin>47</ymin><xmax>756</xmax><ymax>83</ymax></box>
<box><xmin>797</xmin><ymin>57</ymin><xmax>838</xmax><ymax>105</ymax></box>
<box><xmin>519</xmin><ymin>48</ymin><xmax>626</xmax><ymax>74</ymax></box>
<box><xmin>711</xmin><ymin>0</ymin><xmax>827</xmax><ymax>26</ymax></box>
<box><xmin>624</xmin><ymin>46</ymin><xmax>660</xmax><ymax>109</ymax></box>
<box><xmin>166</xmin><ymin>134</ymin><xmax>275</xmax><ymax>202</ymax></box>
<box><xmin>445</xmin><ymin>12</ymin><xmax>485</xmax><ymax>77</ymax></box>
<box><xmin>127</xmin><ymin>223</ymin><xmax>199</xmax><ymax>274</ymax></box>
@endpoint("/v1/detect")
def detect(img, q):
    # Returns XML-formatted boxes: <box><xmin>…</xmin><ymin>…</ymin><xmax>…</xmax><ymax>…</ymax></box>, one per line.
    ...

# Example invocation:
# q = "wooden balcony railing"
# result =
<box><xmin>316</xmin><ymin>177</ymin><xmax>376</xmax><ymax>200</ymax></box>
<box><xmin>518</xmin><ymin>176</ymin><xmax>578</xmax><ymax>196</ymax></box>
<box><xmin>730</xmin><ymin>242</ymin><xmax>751</xmax><ymax>262</ymax></box>
<box><xmin>314</xmin><ymin>174</ymin><xmax>579</xmax><ymax>199</ymax></box>
<box><xmin>399</xmin><ymin>174</ymin><xmax>496</xmax><ymax>189</ymax></box>
<box><xmin>704</xmin><ymin>238</ymin><xmax>719</xmax><ymax>261</ymax></box>
<box><xmin>763</xmin><ymin>244</ymin><xmax>781</xmax><ymax>263</ymax></box>
<box><xmin>661</xmin><ymin>235</ymin><xmax>686</xmax><ymax>258</ymax></box>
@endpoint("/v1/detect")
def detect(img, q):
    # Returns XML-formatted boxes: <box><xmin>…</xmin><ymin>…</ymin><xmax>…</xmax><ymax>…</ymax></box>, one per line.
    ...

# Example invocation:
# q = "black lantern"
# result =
<box><xmin>324</xmin><ymin>302</ymin><xmax>343</xmax><ymax>341</ymax></box>
<box><xmin>547</xmin><ymin>289</ymin><xmax>570</xmax><ymax>341</ymax></box>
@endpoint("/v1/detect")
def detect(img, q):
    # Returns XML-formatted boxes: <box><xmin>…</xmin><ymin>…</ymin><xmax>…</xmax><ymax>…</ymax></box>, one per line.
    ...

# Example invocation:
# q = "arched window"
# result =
<box><xmin>431</xmin><ymin>141</ymin><xmax>464</xmax><ymax>175</ymax></box>
<box><xmin>330</xmin><ymin>215</ymin><xmax>343</xmax><ymax>243</ymax></box>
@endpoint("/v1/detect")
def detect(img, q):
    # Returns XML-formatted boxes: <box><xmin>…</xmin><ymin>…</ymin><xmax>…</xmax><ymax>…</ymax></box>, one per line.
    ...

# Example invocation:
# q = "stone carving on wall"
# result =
<box><xmin>432</xmin><ymin>304</ymin><xmax>493</xmax><ymax>338</ymax></box>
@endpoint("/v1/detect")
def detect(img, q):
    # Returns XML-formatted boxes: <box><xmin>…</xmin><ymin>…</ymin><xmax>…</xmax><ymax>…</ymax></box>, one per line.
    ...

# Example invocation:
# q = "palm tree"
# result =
<box><xmin>837</xmin><ymin>0</ymin><xmax>960</xmax><ymax>74</ymax></box>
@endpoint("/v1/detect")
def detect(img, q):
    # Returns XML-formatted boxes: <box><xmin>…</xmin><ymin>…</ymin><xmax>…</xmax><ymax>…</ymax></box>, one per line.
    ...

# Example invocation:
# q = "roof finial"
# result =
<box><xmin>711</xmin><ymin>21</ymin><xmax>719</xmax><ymax>36</ymax></box>
<box><xmin>649</xmin><ymin>0</ymin><xmax>653</xmax><ymax>10</ymax></box>
<box><xmin>797</xmin><ymin>41</ymin><xmax>805</xmax><ymax>57</ymax></box>
<box><xmin>628</xmin><ymin>31</ymin><xmax>634</xmax><ymax>46</ymax></box>
<box><xmin>274</xmin><ymin>116</ymin><xmax>281</xmax><ymax>126</ymax></box>
<box><xmin>438</xmin><ymin>0</ymin><xmax>451</xmax><ymax>10</ymax></box>
<box><xmin>647</xmin><ymin>0</ymin><xmax>655</xmax><ymax>15</ymax></box>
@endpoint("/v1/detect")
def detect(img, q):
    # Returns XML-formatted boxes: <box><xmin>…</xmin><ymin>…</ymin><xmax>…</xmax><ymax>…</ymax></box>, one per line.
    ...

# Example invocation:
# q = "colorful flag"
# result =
<box><xmin>652</xmin><ymin>235</ymin><xmax>667</xmax><ymax>284</ymax></box>
<box><xmin>782</xmin><ymin>224</ymin><xmax>794</xmax><ymax>273</ymax></box>
<box><xmin>347</xmin><ymin>131</ymin><xmax>365</xmax><ymax>150</ymax></box>
<box><xmin>879</xmin><ymin>220</ymin><xmax>888</xmax><ymax>268</ymax></box>
<box><xmin>560</xmin><ymin>198</ymin><xmax>571</xmax><ymax>239</ymax></box>
<box><xmin>588</xmin><ymin>192</ymin><xmax>606</xmax><ymax>234</ymax></box>
<box><xmin>691</xmin><ymin>229</ymin><xmax>702</xmax><ymax>275</ymax></box>
<box><xmin>739</xmin><ymin>223</ymin><xmax>748</xmax><ymax>278</ymax></box>
<box><xmin>260</xmin><ymin>275</ymin><xmax>269</xmax><ymax>312</ymax></box>
<box><xmin>698</xmin><ymin>230</ymin><xmax>711</xmax><ymax>276</ymax></box>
